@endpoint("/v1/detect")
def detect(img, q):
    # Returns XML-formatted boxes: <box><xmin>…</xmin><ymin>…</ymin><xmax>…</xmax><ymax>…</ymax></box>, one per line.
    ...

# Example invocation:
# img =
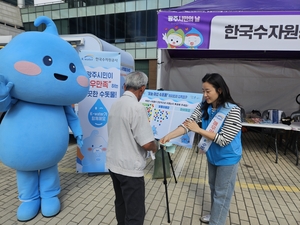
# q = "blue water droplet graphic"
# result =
<box><xmin>88</xmin><ymin>99</ymin><xmax>108</xmax><ymax>127</ymax></box>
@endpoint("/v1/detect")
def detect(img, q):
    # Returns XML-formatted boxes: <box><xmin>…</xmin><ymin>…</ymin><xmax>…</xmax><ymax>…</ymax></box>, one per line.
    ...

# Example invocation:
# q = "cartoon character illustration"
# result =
<box><xmin>181</xmin><ymin>133</ymin><xmax>190</xmax><ymax>144</ymax></box>
<box><xmin>152</xmin><ymin>125</ymin><xmax>158</xmax><ymax>136</ymax></box>
<box><xmin>184</xmin><ymin>27</ymin><xmax>204</xmax><ymax>49</ymax></box>
<box><xmin>162</xmin><ymin>28</ymin><xmax>185</xmax><ymax>48</ymax></box>
<box><xmin>0</xmin><ymin>16</ymin><xmax>89</xmax><ymax>221</ymax></box>
<box><xmin>77</xmin><ymin>130</ymin><xmax>107</xmax><ymax>173</ymax></box>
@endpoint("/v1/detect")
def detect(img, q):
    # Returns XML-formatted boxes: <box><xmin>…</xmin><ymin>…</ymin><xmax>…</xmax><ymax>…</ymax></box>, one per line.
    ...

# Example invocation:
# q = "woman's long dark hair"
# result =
<box><xmin>201</xmin><ymin>73</ymin><xmax>240</xmax><ymax>120</ymax></box>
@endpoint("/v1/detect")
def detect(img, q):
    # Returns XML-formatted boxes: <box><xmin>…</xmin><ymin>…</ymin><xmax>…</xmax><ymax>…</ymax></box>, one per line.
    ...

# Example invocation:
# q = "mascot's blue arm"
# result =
<box><xmin>0</xmin><ymin>75</ymin><xmax>15</xmax><ymax>112</ymax></box>
<box><xmin>64</xmin><ymin>105</ymin><xmax>83</xmax><ymax>147</ymax></box>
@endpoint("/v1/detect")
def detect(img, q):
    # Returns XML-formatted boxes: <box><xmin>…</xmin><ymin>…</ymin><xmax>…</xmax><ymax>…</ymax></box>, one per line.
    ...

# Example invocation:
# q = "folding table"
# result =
<box><xmin>241</xmin><ymin>122</ymin><xmax>291</xmax><ymax>163</ymax></box>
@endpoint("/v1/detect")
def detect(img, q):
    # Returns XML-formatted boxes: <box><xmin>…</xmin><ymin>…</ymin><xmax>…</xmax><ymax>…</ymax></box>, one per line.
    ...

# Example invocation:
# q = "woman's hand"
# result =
<box><xmin>159</xmin><ymin>125</ymin><xmax>187</xmax><ymax>144</ymax></box>
<box><xmin>183</xmin><ymin>119</ymin><xmax>200</xmax><ymax>133</ymax></box>
<box><xmin>160</xmin><ymin>135</ymin><xmax>170</xmax><ymax>144</ymax></box>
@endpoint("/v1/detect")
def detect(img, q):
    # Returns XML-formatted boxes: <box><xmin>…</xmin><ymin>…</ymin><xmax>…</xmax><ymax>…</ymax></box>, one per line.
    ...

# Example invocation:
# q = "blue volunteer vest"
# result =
<box><xmin>202</xmin><ymin>103</ymin><xmax>242</xmax><ymax>166</ymax></box>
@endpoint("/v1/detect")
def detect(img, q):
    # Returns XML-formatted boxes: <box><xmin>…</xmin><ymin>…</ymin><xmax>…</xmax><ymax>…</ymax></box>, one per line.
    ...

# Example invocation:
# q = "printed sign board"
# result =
<box><xmin>140</xmin><ymin>90</ymin><xmax>203</xmax><ymax>149</ymax></box>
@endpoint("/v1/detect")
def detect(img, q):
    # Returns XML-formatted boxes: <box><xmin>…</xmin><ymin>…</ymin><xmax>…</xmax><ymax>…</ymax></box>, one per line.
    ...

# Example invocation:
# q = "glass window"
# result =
<box><xmin>146</xmin><ymin>10</ymin><xmax>157</xmax><ymax>41</ymax></box>
<box><xmin>135</xmin><ymin>60</ymin><xmax>149</xmax><ymax>87</ymax></box>
<box><xmin>136</xmin><ymin>49</ymin><xmax>146</xmax><ymax>59</ymax></box>
<box><xmin>135</xmin><ymin>42</ymin><xmax>146</xmax><ymax>49</ymax></box>
<box><xmin>126</xmin><ymin>49</ymin><xmax>135</xmax><ymax>58</ymax></box>
<box><xmin>95</xmin><ymin>15</ymin><xmax>105</xmax><ymax>40</ymax></box>
<box><xmin>60</xmin><ymin>20</ymin><xmax>69</xmax><ymax>34</ymax></box>
<box><xmin>135</xmin><ymin>11</ymin><xmax>146</xmax><ymax>42</ymax></box>
<box><xmin>33</xmin><ymin>22</ymin><xmax>40</xmax><ymax>31</ymax></box>
<box><xmin>95</xmin><ymin>5</ymin><xmax>105</xmax><ymax>14</ymax></box>
<box><xmin>21</xmin><ymin>8</ymin><xmax>29</xmax><ymax>14</ymax></box>
<box><xmin>135</xmin><ymin>60</ymin><xmax>148</xmax><ymax>71</ymax></box>
<box><xmin>147</xmin><ymin>49</ymin><xmax>157</xmax><ymax>59</ymax></box>
<box><xmin>67</xmin><ymin>0</ymin><xmax>75</xmax><ymax>8</ymax></box>
<box><xmin>85</xmin><ymin>0</ymin><xmax>96</xmax><ymax>6</ymax></box>
<box><xmin>69</xmin><ymin>8</ymin><xmax>78</xmax><ymax>18</ymax></box>
<box><xmin>28</xmin><ymin>13</ymin><xmax>36</xmax><ymax>22</ymax></box>
<box><xmin>25</xmin><ymin>0</ymin><xmax>34</xmax><ymax>6</ymax></box>
<box><xmin>146</xmin><ymin>41</ymin><xmax>157</xmax><ymax>48</ymax></box>
<box><xmin>170</xmin><ymin>0</ymin><xmax>181</xmax><ymax>8</ymax></box>
<box><xmin>22</xmin><ymin>14</ymin><xmax>29</xmax><ymax>23</ymax></box>
<box><xmin>91</xmin><ymin>0</ymin><xmax>99</xmax><ymax>3</ymax></box>
<box><xmin>104</xmin><ymin>14</ymin><xmax>115</xmax><ymax>43</ymax></box>
<box><xmin>78</xmin><ymin>7</ymin><xmax>87</xmax><ymax>17</ymax></box>
<box><xmin>105</xmin><ymin>4</ymin><xmax>114</xmax><ymax>14</ymax></box>
<box><xmin>158</xmin><ymin>0</ymin><xmax>169</xmax><ymax>9</ymax></box>
<box><xmin>87</xmin><ymin>6</ymin><xmax>96</xmax><ymax>16</ymax></box>
<box><xmin>147</xmin><ymin>0</ymin><xmax>157</xmax><ymax>10</ymax></box>
<box><xmin>35</xmin><ymin>6</ymin><xmax>44</xmax><ymax>12</ymax></box>
<box><xmin>53</xmin><ymin>20</ymin><xmax>61</xmax><ymax>33</ymax></box>
<box><xmin>51</xmin><ymin>4</ymin><xmax>60</xmax><ymax>10</ymax></box>
<box><xmin>44</xmin><ymin>11</ymin><xmax>52</xmax><ymax>19</ymax></box>
<box><xmin>69</xmin><ymin>18</ymin><xmax>78</xmax><ymax>34</ymax></box>
<box><xmin>36</xmin><ymin>12</ymin><xmax>44</xmax><ymax>18</ymax></box>
<box><xmin>125</xmin><ymin>42</ymin><xmax>135</xmax><ymax>49</ymax></box>
<box><xmin>22</xmin><ymin>2</ymin><xmax>159</xmax><ymax>50</ymax></box>
<box><xmin>115</xmin><ymin>43</ymin><xmax>125</xmax><ymax>49</ymax></box>
<box><xmin>43</xmin><ymin>5</ymin><xmax>52</xmax><ymax>11</ymax></box>
<box><xmin>60</xmin><ymin>9</ymin><xmax>69</xmax><ymax>19</ymax></box>
<box><xmin>52</xmin><ymin>10</ymin><xmax>60</xmax><ymax>20</ymax></box>
<box><xmin>78</xmin><ymin>17</ymin><xmax>87</xmax><ymax>33</ymax></box>
<box><xmin>182</xmin><ymin>0</ymin><xmax>194</xmax><ymax>5</ymax></box>
<box><xmin>23</xmin><ymin>23</ymin><xmax>31</xmax><ymax>31</ymax></box>
<box><xmin>115</xmin><ymin>2</ymin><xmax>125</xmax><ymax>13</ymax></box>
<box><xmin>60</xmin><ymin>3</ymin><xmax>69</xmax><ymax>9</ymax></box>
<box><xmin>71</xmin><ymin>1</ymin><xmax>78</xmax><ymax>7</ymax></box>
<box><xmin>87</xmin><ymin>16</ymin><xmax>95</xmax><ymax>35</ymax></box>
<box><xmin>28</xmin><ymin>7</ymin><xmax>35</xmax><ymax>13</ymax></box>
<box><xmin>126</xmin><ymin>12</ymin><xmax>135</xmax><ymax>42</ymax></box>
<box><xmin>65</xmin><ymin>0</ymin><xmax>132</xmax><ymax>6</ymax></box>
<box><xmin>125</xmin><ymin>1</ymin><xmax>135</xmax><ymax>12</ymax></box>
<box><xmin>136</xmin><ymin>0</ymin><xmax>146</xmax><ymax>11</ymax></box>
<box><xmin>115</xmin><ymin>13</ymin><xmax>125</xmax><ymax>41</ymax></box>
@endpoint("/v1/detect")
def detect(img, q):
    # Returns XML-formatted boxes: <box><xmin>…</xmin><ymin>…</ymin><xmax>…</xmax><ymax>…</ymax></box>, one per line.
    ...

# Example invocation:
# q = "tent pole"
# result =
<box><xmin>157</xmin><ymin>48</ymin><xmax>162</xmax><ymax>89</ymax></box>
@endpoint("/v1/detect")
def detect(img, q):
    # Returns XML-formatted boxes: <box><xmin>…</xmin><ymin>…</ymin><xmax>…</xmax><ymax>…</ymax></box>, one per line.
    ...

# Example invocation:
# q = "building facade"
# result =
<box><xmin>1</xmin><ymin>0</ymin><xmax>33</xmax><ymax>7</ymax></box>
<box><xmin>0</xmin><ymin>1</ymin><xmax>24</xmax><ymax>39</ymax></box>
<box><xmin>18</xmin><ymin>0</ymin><xmax>193</xmax><ymax>89</ymax></box>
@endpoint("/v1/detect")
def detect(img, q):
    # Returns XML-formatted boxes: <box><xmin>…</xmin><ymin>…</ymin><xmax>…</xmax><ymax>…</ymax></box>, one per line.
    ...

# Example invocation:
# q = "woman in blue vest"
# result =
<box><xmin>160</xmin><ymin>73</ymin><xmax>242</xmax><ymax>225</ymax></box>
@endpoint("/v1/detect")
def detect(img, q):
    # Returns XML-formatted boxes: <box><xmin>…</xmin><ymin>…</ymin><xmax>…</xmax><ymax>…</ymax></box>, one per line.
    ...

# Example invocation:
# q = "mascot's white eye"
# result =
<box><xmin>69</xmin><ymin>63</ymin><xmax>76</xmax><ymax>73</ymax></box>
<box><xmin>43</xmin><ymin>56</ymin><xmax>53</xmax><ymax>66</ymax></box>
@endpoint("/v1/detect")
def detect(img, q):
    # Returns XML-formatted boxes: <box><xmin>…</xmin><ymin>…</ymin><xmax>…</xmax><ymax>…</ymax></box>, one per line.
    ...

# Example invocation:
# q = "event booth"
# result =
<box><xmin>157</xmin><ymin>0</ymin><xmax>300</xmax><ymax>116</ymax></box>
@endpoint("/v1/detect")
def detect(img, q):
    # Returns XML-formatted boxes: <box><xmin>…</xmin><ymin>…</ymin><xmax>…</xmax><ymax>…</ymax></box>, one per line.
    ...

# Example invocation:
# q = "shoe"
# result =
<box><xmin>17</xmin><ymin>198</ymin><xmax>41</xmax><ymax>222</ymax></box>
<box><xmin>41</xmin><ymin>197</ymin><xmax>61</xmax><ymax>217</ymax></box>
<box><xmin>200</xmin><ymin>214</ymin><xmax>210</xmax><ymax>223</ymax></box>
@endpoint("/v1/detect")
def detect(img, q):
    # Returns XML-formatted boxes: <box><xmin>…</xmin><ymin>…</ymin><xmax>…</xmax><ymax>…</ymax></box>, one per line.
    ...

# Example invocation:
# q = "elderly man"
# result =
<box><xmin>106</xmin><ymin>71</ymin><xmax>157</xmax><ymax>225</ymax></box>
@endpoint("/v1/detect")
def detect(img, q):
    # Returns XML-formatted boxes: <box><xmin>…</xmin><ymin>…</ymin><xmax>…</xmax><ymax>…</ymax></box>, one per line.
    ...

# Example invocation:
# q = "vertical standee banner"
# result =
<box><xmin>77</xmin><ymin>51</ymin><xmax>121</xmax><ymax>173</ymax></box>
<box><xmin>140</xmin><ymin>90</ymin><xmax>203</xmax><ymax>149</ymax></box>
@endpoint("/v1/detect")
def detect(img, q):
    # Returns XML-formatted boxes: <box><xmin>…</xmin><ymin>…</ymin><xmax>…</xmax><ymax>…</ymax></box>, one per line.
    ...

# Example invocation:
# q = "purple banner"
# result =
<box><xmin>157</xmin><ymin>11</ymin><xmax>300</xmax><ymax>51</ymax></box>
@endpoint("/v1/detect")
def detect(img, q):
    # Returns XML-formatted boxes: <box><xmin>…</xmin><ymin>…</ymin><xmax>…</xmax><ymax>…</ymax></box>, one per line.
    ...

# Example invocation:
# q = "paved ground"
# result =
<box><xmin>0</xmin><ymin>131</ymin><xmax>299</xmax><ymax>225</ymax></box>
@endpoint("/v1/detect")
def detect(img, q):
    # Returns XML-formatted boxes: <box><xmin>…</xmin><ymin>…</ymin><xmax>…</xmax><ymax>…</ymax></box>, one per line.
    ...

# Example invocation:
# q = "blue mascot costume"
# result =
<box><xmin>0</xmin><ymin>16</ymin><xmax>89</xmax><ymax>221</ymax></box>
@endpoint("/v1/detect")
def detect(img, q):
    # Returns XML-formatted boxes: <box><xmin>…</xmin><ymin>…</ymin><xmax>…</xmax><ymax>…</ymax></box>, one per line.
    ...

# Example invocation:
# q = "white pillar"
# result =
<box><xmin>17</xmin><ymin>0</ymin><xmax>25</xmax><ymax>8</ymax></box>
